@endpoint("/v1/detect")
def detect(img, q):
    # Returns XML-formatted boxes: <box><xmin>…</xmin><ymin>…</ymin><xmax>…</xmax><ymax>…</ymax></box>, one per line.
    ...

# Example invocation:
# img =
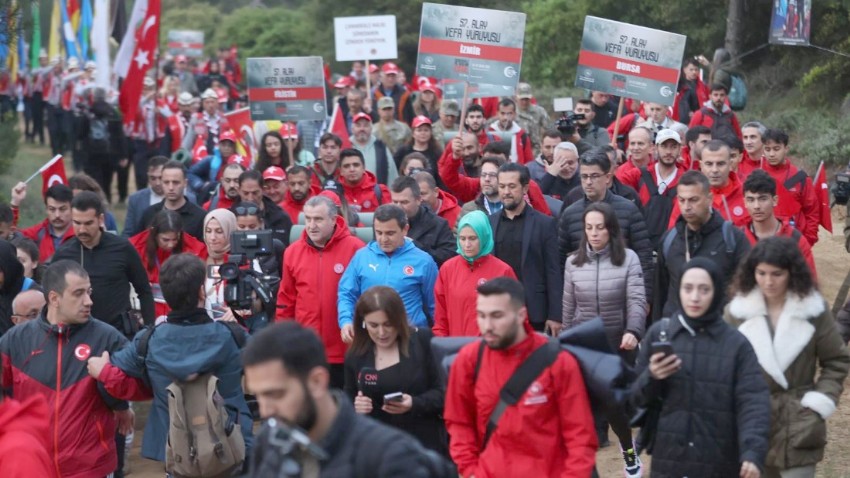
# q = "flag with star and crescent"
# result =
<box><xmin>118</xmin><ymin>0</ymin><xmax>161</xmax><ymax>126</ymax></box>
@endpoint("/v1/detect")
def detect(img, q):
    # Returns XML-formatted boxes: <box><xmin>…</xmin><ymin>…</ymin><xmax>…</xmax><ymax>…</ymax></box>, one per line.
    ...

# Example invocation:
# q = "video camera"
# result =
<box><xmin>832</xmin><ymin>171</ymin><xmax>850</xmax><ymax>206</ymax></box>
<box><xmin>219</xmin><ymin>230</ymin><xmax>277</xmax><ymax>310</ymax></box>
<box><xmin>252</xmin><ymin>418</ymin><xmax>329</xmax><ymax>478</ymax></box>
<box><xmin>554</xmin><ymin>112</ymin><xmax>586</xmax><ymax>137</ymax></box>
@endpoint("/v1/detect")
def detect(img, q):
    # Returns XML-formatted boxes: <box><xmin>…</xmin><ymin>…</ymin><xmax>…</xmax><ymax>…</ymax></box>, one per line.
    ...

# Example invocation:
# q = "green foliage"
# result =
<box><xmin>0</xmin><ymin>113</ymin><xmax>20</xmax><ymax>172</ymax></box>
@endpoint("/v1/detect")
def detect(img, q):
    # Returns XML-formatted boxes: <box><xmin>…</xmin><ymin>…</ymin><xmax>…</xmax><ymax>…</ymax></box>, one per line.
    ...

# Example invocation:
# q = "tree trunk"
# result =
<box><xmin>725</xmin><ymin>0</ymin><xmax>745</xmax><ymax>64</ymax></box>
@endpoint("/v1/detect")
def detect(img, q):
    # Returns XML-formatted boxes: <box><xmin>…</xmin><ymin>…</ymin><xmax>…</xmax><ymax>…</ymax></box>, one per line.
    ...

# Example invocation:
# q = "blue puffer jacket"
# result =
<box><xmin>110</xmin><ymin>308</ymin><xmax>253</xmax><ymax>461</ymax></box>
<box><xmin>338</xmin><ymin>239</ymin><xmax>438</xmax><ymax>328</ymax></box>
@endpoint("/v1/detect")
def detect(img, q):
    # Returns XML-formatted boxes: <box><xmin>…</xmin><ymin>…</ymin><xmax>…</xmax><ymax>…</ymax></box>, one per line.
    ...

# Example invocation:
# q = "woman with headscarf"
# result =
<box><xmin>726</xmin><ymin>237</ymin><xmax>849</xmax><ymax>478</ymax></box>
<box><xmin>432</xmin><ymin>211</ymin><xmax>516</xmax><ymax>337</ymax></box>
<box><xmin>0</xmin><ymin>240</ymin><xmax>32</xmax><ymax>336</ymax></box>
<box><xmin>631</xmin><ymin>258</ymin><xmax>771</xmax><ymax>478</ymax></box>
<box><xmin>203</xmin><ymin>209</ymin><xmax>237</xmax><ymax>321</ymax></box>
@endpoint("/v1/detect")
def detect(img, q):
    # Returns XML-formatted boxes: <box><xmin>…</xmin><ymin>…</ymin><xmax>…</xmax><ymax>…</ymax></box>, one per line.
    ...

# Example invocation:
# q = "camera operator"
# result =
<box><xmin>202</xmin><ymin>209</ymin><xmax>245</xmax><ymax>322</ymax></box>
<box><xmin>232</xmin><ymin>201</ymin><xmax>284</xmax><ymax>334</ymax></box>
<box><xmin>244</xmin><ymin>322</ymin><xmax>451</xmax><ymax>477</ymax></box>
<box><xmin>574</xmin><ymin>99</ymin><xmax>611</xmax><ymax>148</ymax></box>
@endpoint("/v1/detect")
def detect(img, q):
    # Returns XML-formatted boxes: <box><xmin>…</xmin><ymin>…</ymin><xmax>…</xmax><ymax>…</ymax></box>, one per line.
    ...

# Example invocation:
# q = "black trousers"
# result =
<box><xmin>31</xmin><ymin>93</ymin><xmax>46</xmax><ymax>144</ymax></box>
<box><xmin>47</xmin><ymin>105</ymin><xmax>65</xmax><ymax>156</ymax></box>
<box><xmin>85</xmin><ymin>153</ymin><xmax>116</xmax><ymax>203</ymax></box>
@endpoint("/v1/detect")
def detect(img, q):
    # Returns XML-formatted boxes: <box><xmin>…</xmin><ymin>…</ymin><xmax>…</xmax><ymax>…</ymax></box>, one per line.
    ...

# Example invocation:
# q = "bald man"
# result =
<box><xmin>12</xmin><ymin>289</ymin><xmax>45</xmax><ymax>325</ymax></box>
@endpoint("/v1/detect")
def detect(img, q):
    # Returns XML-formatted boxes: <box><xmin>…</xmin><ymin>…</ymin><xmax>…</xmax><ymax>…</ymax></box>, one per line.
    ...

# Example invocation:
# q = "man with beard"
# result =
<box><xmin>528</xmin><ymin>130</ymin><xmax>564</xmax><ymax>183</ymax></box>
<box><xmin>464</xmin><ymin>103</ymin><xmax>493</xmax><ymax>151</ymax></box>
<box><xmin>279</xmin><ymin>166</ymin><xmax>312</xmax><ymax>223</ymax></box>
<box><xmin>350</xmin><ymin>113</ymin><xmax>398</xmax><ymax>186</ymax></box>
<box><xmin>53</xmin><ymin>192</ymin><xmax>155</xmax><ymax>335</ymax></box>
<box><xmin>312</xmin><ymin>133</ymin><xmax>344</xmax><ymax>191</ymax></box>
<box><xmin>444</xmin><ymin>277</ymin><xmax>596</xmax><ymax>477</ymax></box>
<box><xmin>619</xmin><ymin>129</ymin><xmax>688</xmax><ymax>247</ymax></box>
<box><xmin>86</xmin><ymin>253</ymin><xmax>253</xmax><ymax>466</ymax></box>
<box><xmin>487</xmin><ymin>99</ymin><xmax>533</xmax><ymax>164</ymax></box>
<box><xmin>202</xmin><ymin>163</ymin><xmax>246</xmax><ymax>211</ymax></box>
<box><xmin>139</xmin><ymin>160</ymin><xmax>207</xmax><ymax>240</ymax></box>
<box><xmin>489</xmin><ymin>164</ymin><xmax>562</xmax><ymax>334</ymax></box>
<box><xmin>688</xmin><ymin>83</ymin><xmax>743</xmax><ymax>140</ymax></box>
<box><xmin>242</xmin><ymin>322</ymin><xmax>439</xmax><ymax>476</ymax></box>
<box><xmin>573</xmin><ymin>99</ymin><xmax>611</xmax><ymax>148</ymax></box>
<box><xmin>9</xmin><ymin>183</ymin><xmax>75</xmax><ymax>262</ymax></box>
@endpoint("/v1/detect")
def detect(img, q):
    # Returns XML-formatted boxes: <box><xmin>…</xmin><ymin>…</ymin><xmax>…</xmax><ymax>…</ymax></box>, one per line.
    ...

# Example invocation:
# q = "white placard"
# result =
<box><xmin>553</xmin><ymin>98</ymin><xmax>574</xmax><ymax>112</ymax></box>
<box><xmin>334</xmin><ymin>15</ymin><xmax>398</xmax><ymax>62</ymax></box>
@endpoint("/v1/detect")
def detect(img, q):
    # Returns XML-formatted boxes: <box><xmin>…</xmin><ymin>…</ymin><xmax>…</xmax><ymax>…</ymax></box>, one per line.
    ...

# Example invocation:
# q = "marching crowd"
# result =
<box><xmin>0</xmin><ymin>49</ymin><xmax>850</xmax><ymax>478</ymax></box>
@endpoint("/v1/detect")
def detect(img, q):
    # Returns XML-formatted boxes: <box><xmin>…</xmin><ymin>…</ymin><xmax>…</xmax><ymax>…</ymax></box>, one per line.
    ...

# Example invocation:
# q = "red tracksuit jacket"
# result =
<box><xmin>444</xmin><ymin>324</ymin><xmax>597</xmax><ymax>478</ymax></box>
<box><xmin>433</xmin><ymin>255</ymin><xmax>517</xmax><ymax>337</ymax></box>
<box><xmin>761</xmin><ymin>159</ymin><xmax>820</xmax><ymax>246</ymax></box>
<box><xmin>276</xmin><ymin>216</ymin><xmax>365</xmax><ymax>364</ymax></box>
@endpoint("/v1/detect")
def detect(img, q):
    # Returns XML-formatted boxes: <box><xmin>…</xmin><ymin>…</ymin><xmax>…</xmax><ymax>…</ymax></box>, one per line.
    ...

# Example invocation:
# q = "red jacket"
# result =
<box><xmin>433</xmin><ymin>255</ymin><xmax>516</xmax><ymax>337</ymax></box>
<box><xmin>130</xmin><ymin>230</ymin><xmax>208</xmax><ymax>319</ymax></box>
<box><xmin>736</xmin><ymin>151</ymin><xmax>763</xmax><ymax>181</ymax></box>
<box><xmin>761</xmin><ymin>160</ymin><xmax>820</xmax><ymax>245</ymax></box>
<box><xmin>280</xmin><ymin>190</ymin><xmax>310</xmax><ymax>223</ymax></box>
<box><xmin>0</xmin><ymin>316</ymin><xmax>128</xmax><ymax>478</ymax></box>
<box><xmin>276</xmin><ymin>216</ymin><xmax>365</xmax><ymax>363</ymax></box>
<box><xmin>341</xmin><ymin>170</ymin><xmax>391</xmax><ymax>213</ymax></box>
<box><xmin>487</xmin><ymin>122</ymin><xmax>533</xmax><ymax>165</ymax></box>
<box><xmin>203</xmin><ymin>185</ymin><xmax>237</xmax><ymax>211</ymax></box>
<box><xmin>672</xmin><ymin>78</ymin><xmax>709</xmax><ymax>121</ymax></box>
<box><xmin>437</xmin><ymin>147</ymin><xmax>553</xmax><ymax>216</ymax></box>
<box><xmin>435</xmin><ymin>189</ymin><xmax>462</xmax><ymax>230</ymax></box>
<box><xmin>688</xmin><ymin>102</ymin><xmax>742</xmax><ymax>139</ymax></box>
<box><xmin>668</xmin><ymin>172</ymin><xmax>749</xmax><ymax>228</ymax></box>
<box><xmin>444</xmin><ymin>324</ymin><xmax>597</xmax><ymax>477</ymax></box>
<box><xmin>741</xmin><ymin>218</ymin><xmax>818</xmax><ymax>281</ymax></box>
<box><xmin>606</xmin><ymin>112</ymin><xmax>643</xmax><ymax>149</ymax></box>
<box><xmin>18</xmin><ymin>217</ymin><xmax>75</xmax><ymax>263</ymax></box>
<box><xmin>0</xmin><ymin>395</ymin><xmax>57</xmax><ymax>478</ymax></box>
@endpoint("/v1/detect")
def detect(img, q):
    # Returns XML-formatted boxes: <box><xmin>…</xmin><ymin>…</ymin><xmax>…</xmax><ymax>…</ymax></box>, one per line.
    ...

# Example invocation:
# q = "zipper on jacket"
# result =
<box><xmin>317</xmin><ymin>250</ymin><xmax>323</xmax><ymax>334</ymax></box>
<box><xmin>53</xmin><ymin>325</ymin><xmax>64</xmax><ymax>477</ymax></box>
<box><xmin>594</xmin><ymin>257</ymin><xmax>601</xmax><ymax>316</ymax></box>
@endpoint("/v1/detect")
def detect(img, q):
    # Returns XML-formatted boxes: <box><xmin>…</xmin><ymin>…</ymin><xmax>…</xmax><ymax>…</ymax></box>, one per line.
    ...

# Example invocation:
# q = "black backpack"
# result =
<box><xmin>639</xmin><ymin>168</ymin><xmax>678</xmax><ymax>247</ymax></box>
<box><xmin>88</xmin><ymin>115</ymin><xmax>111</xmax><ymax>154</ymax></box>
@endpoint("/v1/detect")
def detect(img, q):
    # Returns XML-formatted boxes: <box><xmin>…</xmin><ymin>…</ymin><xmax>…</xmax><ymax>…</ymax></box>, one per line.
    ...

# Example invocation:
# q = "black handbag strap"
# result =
<box><xmin>479</xmin><ymin>338</ymin><xmax>561</xmax><ymax>450</ymax></box>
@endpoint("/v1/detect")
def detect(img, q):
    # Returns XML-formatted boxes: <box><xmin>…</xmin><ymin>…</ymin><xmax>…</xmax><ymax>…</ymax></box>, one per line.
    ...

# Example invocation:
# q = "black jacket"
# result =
<box><xmin>343</xmin><ymin>328</ymin><xmax>445</xmax><ymax>454</ymax></box>
<box><xmin>490</xmin><ymin>206</ymin><xmax>562</xmax><ymax>325</ymax></box>
<box><xmin>653</xmin><ymin>211</ymin><xmax>750</xmax><ymax>321</ymax></box>
<box><xmin>631</xmin><ymin>315</ymin><xmax>770</xmax><ymax>477</ymax></box>
<box><xmin>0</xmin><ymin>240</ymin><xmax>25</xmax><ymax>335</ymax></box>
<box><xmin>537</xmin><ymin>172</ymin><xmax>580</xmax><ymax>201</ymax></box>
<box><xmin>261</xmin><ymin>196</ymin><xmax>293</xmax><ymax>247</ymax></box>
<box><xmin>139</xmin><ymin>197</ymin><xmax>207</xmax><ymax>240</ymax></box>
<box><xmin>407</xmin><ymin>206</ymin><xmax>456</xmax><ymax>267</ymax></box>
<box><xmin>78</xmin><ymin>99</ymin><xmax>127</xmax><ymax>159</ymax></box>
<box><xmin>562</xmin><ymin>176</ymin><xmax>643</xmax><ymax>214</ymax></box>
<box><xmin>53</xmin><ymin>232</ymin><xmax>155</xmax><ymax>331</ymax></box>
<box><xmin>249</xmin><ymin>390</ymin><xmax>440</xmax><ymax>478</ymax></box>
<box><xmin>558</xmin><ymin>190</ymin><xmax>654</xmax><ymax>297</ymax></box>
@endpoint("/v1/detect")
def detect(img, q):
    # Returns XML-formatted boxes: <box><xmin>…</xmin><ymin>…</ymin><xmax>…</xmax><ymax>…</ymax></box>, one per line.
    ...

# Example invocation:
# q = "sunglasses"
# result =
<box><xmin>234</xmin><ymin>206</ymin><xmax>260</xmax><ymax>216</ymax></box>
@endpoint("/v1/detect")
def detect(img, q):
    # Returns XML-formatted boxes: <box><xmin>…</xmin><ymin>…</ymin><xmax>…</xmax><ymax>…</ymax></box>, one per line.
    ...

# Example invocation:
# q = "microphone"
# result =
<box><xmin>357</xmin><ymin>367</ymin><xmax>378</xmax><ymax>394</ymax></box>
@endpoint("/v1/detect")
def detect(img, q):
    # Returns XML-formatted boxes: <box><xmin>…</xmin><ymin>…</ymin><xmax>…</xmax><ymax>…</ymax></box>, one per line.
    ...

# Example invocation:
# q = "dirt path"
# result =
<box><xmin>130</xmin><ymin>212</ymin><xmax>850</xmax><ymax>477</ymax></box>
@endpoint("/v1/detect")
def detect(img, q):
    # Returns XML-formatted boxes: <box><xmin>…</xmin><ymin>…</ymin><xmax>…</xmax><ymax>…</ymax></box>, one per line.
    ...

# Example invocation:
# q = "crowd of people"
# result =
<box><xmin>0</xmin><ymin>49</ymin><xmax>849</xmax><ymax>478</ymax></box>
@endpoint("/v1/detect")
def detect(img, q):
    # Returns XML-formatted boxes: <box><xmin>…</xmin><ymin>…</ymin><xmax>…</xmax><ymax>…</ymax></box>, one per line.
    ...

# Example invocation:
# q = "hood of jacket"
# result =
<box><xmin>727</xmin><ymin>289</ymin><xmax>825</xmax><ymax>390</ymax></box>
<box><xmin>343</xmin><ymin>169</ymin><xmax>380</xmax><ymax>191</ymax></box>
<box><xmin>305</xmin><ymin>215</ymin><xmax>353</xmax><ymax>249</ymax></box>
<box><xmin>702</xmin><ymin>99</ymin><xmax>732</xmax><ymax>115</ymax></box>
<box><xmin>437</xmin><ymin>189</ymin><xmax>459</xmax><ymax>213</ymax></box>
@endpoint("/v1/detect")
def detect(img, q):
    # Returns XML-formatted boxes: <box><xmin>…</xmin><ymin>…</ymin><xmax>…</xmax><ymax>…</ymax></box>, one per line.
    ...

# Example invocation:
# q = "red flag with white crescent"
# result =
<box><xmin>118</xmin><ymin>0</ymin><xmax>160</xmax><ymax>126</ymax></box>
<box><xmin>225</xmin><ymin>107</ymin><xmax>257</xmax><ymax>166</ymax></box>
<box><xmin>41</xmin><ymin>155</ymin><xmax>68</xmax><ymax>196</ymax></box>
<box><xmin>330</xmin><ymin>102</ymin><xmax>352</xmax><ymax>150</ymax></box>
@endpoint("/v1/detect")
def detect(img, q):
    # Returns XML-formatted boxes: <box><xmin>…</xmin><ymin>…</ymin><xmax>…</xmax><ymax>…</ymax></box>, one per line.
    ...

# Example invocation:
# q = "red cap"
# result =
<box><xmin>352</xmin><ymin>112</ymin><xmax>372</xmax><ymax>124</ymax></box>
<box><xmin>319</xmin><ymin>190</ymin><xmax>342</xmax><ymax>207</ymax></box>
<box><xmin>411</xmin><ymin>115</ymin><xmax>432</xmax><ymax>129</ymax></box>
<box><xmin>214</xmin><ymin>87</ymin><xmax>228</xmax><ymax>103</ymax></box>
<box><xmin>226</xmin><ymin>155</ymin><xmax>247</xmax><ymax>167</ymax></box>
<box><xmin>263</xmin><ymin>166</ymin><xmax>286</xmax><ymax>182</ymax></box>
<box><xmin>334</xmin><ymin>76</ymin><xmax>354</xmax><ymax>89</ymax></box>
<box><xmin>381</xmin><ymin>62</ymin><xmax>401</xmax><ymax>75</ymax></box>
<box><xmin>279</xmin><ymin>122</ymin><xmax>298</xmax><ymax>139</ymax></box>
<box><xmin>219</xmin><ymin>130</ymin><xmax>238</xmax><ymax>144</ymax></box>
<box><xmin>368</xmin><ymin>64</ymin><xmax>379</xmax><ymax>73</ymax></box>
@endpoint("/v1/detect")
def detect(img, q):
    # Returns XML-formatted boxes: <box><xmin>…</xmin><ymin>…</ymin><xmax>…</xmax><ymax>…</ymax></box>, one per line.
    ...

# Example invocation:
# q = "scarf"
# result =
<box><xmin>456</xmin><ymin>210</ymin><xmax>494</xmax><ymax>263</ymax></box>
<box><xmin>203</xmin><ymin>209</ymin><xmax>237</xmax><ymax>261</ymax></box>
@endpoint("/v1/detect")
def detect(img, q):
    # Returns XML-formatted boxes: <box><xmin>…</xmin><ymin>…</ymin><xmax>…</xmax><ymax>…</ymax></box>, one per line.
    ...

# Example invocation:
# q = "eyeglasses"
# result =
<box><xmin>12</xmin><ymin>310</ymin><xmax>40</xmax><ymax>321</ymax></box>
<box><xmin>234</xmin><ymin>206</ymin><xmax>259</xmax><ymax>216</ymax></box>
<box><xmin>580</xmin><ymin>173</ymin><xmax>606</xmax><ymax>182</ymax></box>
<box><xmin>480</xmin><ymin>172</ymin><xmax>498</xmax><ymax>179</ymax></box>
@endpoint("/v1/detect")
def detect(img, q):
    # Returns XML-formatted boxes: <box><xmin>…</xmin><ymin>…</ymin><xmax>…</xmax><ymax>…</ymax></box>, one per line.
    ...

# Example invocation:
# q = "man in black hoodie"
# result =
<box><xmin>389</xmin><ymin>176</ymin><xmax>456</xmax><ymax>266</ymax></box>
<box><xmin>79</xmin><ymin>88</ymin><xmax>127</xmax><ymax>203</ymax></box>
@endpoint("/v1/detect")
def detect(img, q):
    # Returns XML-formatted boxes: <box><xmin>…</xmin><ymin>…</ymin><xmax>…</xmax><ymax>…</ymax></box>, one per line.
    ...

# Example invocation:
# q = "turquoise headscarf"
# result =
<box><xmin>456</xmin><ymin>211</ymin><xmax>494</xmax><ymax>263</ymax></box>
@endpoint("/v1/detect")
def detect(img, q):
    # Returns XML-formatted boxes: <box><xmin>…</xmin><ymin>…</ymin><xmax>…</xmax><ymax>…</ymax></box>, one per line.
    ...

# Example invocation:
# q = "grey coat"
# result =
<box><xmin>561</xmin><ymin>246</ymin><xmax>646</xmax><ymax>349</ymax></box>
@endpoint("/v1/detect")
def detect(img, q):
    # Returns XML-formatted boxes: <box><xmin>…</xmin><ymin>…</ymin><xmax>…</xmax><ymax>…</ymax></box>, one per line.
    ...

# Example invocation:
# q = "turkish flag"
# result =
<box><xmin>225</xmin><ymin>107</ymin><xmax>256</xmax><ymax>166</ymax></box>
<box><xmin>118</xmin><ymin>0</ymin><xmax>160</xmax><ymax>126</ymax></box>
<box><xmin>330</xmin><ymin>102</ymin><xmax>352</xmax><ymax>150</ymax></box>
<box><xmin>41</xmin><ymin>155</ymin><xmax>68</xmax><ymax>196</ymax></box>
<box><xmin>813</xmin><ymin>161</ymin><xmax>832</xmax><ymax>233</ymax></box>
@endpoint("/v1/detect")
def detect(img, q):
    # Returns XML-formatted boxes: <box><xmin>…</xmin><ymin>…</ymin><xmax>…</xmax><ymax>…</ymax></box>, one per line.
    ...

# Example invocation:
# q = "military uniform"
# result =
<box><xmin>517</xmin><ymin>103</ymin><xmax>550</xmax><ymax>157</ymax></box>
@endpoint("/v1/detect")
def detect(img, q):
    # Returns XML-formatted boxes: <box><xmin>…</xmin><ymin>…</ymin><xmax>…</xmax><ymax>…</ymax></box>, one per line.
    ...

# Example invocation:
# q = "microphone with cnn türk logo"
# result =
<box><xmin>357</xmin><ymin>367</ymin><xmax>379</xmax><ymax>395</ymax></box>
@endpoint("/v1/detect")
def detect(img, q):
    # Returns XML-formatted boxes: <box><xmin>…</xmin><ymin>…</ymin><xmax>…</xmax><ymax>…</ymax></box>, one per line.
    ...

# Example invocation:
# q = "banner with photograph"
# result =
<box><xmin>769</xmin><ymin>0</ymin><xmax>811</xmax><ymax>46</ymax></box>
